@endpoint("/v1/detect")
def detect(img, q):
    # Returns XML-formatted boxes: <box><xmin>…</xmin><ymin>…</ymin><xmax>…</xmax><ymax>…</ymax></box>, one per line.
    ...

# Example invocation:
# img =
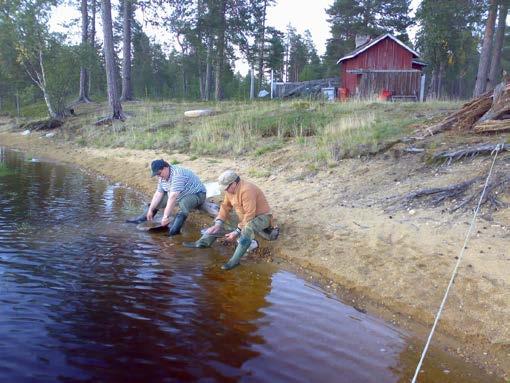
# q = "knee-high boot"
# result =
<box><xmin>221</xmin><ymin>235</ymin><xmax>251</xmax><ymax>270</ymax></box>
<box><xmin>168</xmin><ymin>212</ymin><xmax>187</xmax><ymax>236</ymax></box>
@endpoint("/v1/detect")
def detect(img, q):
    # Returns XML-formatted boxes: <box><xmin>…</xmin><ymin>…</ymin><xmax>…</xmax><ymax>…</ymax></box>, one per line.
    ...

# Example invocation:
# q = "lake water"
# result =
<box><xmin>0</xmin><ymin>147</ymin><xmax>500</xmax><ymax>382</ymax></box>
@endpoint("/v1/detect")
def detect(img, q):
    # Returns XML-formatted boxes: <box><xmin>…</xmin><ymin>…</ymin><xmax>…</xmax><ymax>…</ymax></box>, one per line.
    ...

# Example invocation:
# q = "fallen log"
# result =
<box><xmin>478</xmin><ymin>82</ymin><xmax>510</xmax><ymax>122</ymax></box>
<box><xmin>18</xmin><ymin>119</ymin><xmax>63</xmax><ymax>131</ymax></box>
<box><xmin>386</xmin><ymin>171</ymin><xmax>509</xmax><ymax>215</ymax></box>
<box><xmin>452</xmin><ymin>172</ymin><xmax>510</xmax><ymax>212</ymax></box>
<box><xmin>432</xmin><ymin>143</ymin><xmax>510</xmax><ymax>165</ymax></box>
<box><xmin>473</xmin><ymin>119</ymin><xmax>510</xmax><ymax>134</ymax></box>
<box><xmin>388</xmin><ymin>176</ymin><xmax>482</xmax><ymax>208</ymax></box>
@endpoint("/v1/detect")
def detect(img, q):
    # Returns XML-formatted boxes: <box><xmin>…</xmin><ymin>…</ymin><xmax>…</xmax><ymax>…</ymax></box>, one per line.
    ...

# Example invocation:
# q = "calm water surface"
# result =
<box><xmin>0</xmin><ymin>148</ymin><xmax>500</xmax><ymax>382</ymax></box>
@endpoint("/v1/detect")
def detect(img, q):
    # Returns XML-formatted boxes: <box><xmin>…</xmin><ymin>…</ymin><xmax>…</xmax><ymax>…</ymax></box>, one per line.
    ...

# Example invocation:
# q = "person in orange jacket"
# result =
<box><xmin>185</xmin><ymin>170</ymin><xmax>273</xmax><ymax>270</ymax></box>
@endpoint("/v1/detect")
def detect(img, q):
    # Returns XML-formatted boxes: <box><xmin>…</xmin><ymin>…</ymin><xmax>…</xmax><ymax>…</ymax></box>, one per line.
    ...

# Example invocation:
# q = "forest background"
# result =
<box><xmin>0</xmin><ymin>0</ymin><xmax>509</xmax><ymax>119</ymax></box>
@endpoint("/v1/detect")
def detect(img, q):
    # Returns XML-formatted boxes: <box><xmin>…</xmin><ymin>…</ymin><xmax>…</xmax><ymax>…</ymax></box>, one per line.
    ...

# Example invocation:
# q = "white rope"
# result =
<box><xmin>411</xmin><ymin>143</ymin><xmax>503</xmax><ymax>383</ymax></box>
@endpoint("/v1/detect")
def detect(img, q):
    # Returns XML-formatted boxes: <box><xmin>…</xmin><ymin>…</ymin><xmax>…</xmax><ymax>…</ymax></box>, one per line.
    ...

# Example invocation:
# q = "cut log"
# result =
<box><xmin>184</xmin><ymin>109</ymin><xmax>214</xmax><ymax>118</ymax></box>
<box><xmin>478</xmin><ymin>82</ymin><xmax>510</xmax><ymax>122</ymax></box>
<box><xmin>473</xmin><ymin>119</ymin><xmax>510</xmax><ymax>134</ymax></box>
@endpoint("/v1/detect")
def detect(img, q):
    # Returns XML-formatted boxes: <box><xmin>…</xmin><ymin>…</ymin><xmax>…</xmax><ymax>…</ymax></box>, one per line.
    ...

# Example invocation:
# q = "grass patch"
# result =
<box><xmin>0</xmin><ymin>163</ymin><xmax>12</xmax><ymax>177</ymax></box>
<box><xmin>24</xmin><ymin>98</ymin><xmax>463</xmax><ymax>164</ymax></box>
<box><xmin>247</xmin><ymin>168</ymin><xmax>271</xmax><ymax>178</ymax></box>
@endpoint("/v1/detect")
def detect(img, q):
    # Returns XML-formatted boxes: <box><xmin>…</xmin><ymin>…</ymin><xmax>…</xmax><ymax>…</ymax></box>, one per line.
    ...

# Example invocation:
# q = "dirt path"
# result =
<box><xmin>1</xmin><ymin>125</ymin><xmax>509</xmax><ymax>379</ymax></box>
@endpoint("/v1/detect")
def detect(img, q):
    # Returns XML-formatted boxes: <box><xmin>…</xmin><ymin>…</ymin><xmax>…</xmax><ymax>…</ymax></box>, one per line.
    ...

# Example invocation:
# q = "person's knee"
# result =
<box><xmin>239</xmin><ymin>235</ymin><xmax>251</xmax><ymax>247</ymax></box>
<box><xmin>241</xmin><ymin>227</ymin><xmax>255</xmax><ymax>240</ymax></box>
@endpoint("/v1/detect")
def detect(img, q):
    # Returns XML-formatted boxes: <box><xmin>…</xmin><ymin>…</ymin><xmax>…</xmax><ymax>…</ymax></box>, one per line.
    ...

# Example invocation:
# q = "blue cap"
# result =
<box><xmin>151</xmin><ymin>159</ymin><xmax>168</xmax><ymax>177</ymax></box>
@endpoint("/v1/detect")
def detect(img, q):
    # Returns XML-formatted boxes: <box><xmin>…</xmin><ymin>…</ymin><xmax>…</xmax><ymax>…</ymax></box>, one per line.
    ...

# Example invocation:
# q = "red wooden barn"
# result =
<box><xmin>337</xmin><ymin>34</ymin><xmax>426</xmax><ymax>100</ymax></box>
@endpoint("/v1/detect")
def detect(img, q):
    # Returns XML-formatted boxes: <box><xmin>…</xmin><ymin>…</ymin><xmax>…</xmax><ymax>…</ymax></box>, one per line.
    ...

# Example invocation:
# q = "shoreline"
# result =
<box><xmin>1</xmin><ymin>128</ymin><xmax>509</xmax><ymax>380</ymax></box>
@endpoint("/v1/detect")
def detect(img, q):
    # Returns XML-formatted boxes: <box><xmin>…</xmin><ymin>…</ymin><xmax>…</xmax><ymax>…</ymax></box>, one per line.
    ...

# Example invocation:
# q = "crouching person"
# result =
<box><xmin>127</xmin><ymin>159</ymin><xmax>206</xmax><ymax>236</ymax></box>
<box><xmin>184</xmin><ymin>170</ymin><xmax>272</xmax><ymax>270</ymax></box>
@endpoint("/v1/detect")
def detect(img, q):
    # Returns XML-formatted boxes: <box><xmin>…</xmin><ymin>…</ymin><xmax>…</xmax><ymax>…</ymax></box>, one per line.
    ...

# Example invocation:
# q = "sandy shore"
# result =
<box><xmin>1</xmin><ymin>123</ymin><xmax>509</xmax><ymax>379</ymax></box>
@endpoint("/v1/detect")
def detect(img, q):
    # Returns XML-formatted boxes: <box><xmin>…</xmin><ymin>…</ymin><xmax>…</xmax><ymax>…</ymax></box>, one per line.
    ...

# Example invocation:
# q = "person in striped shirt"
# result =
<box><xmin>127</xmin><ymin>159</ymin><xmax>206</xmax><ymax>236</ymax></box>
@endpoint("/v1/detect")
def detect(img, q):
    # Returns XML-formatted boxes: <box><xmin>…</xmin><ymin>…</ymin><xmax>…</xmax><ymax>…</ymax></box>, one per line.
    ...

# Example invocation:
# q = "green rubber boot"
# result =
<box><xmin>221</xmin><ymin>236</ymin><xmax>251</xmax><ymax>270</ymax></box>
<box><xmin>182</xmin><ymin>233</ymin><xmax>216</xmax><ymax>248</ymax></box>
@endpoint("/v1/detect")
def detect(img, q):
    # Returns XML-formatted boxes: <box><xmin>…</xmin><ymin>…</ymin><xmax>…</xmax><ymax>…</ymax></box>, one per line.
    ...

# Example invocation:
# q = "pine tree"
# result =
<box><xmin>473</xmin><ymin>0</ymin><xmax>498</xmax><ymax>96</ymax></box>
<box><xmin>100</xmin><ymin>0</ymin><xmax>124</xmax><ymax>119</ymax></box>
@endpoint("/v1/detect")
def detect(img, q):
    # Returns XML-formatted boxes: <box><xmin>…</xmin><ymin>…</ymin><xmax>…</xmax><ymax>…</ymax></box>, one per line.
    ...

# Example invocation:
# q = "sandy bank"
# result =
<box><xmin>1</xmin><ymin>126</ymin><xmax>509</xmax><ymax>379</ymax></box>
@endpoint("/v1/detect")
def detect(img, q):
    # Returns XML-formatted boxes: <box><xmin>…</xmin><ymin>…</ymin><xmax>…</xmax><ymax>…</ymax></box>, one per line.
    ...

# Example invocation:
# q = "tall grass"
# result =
<box><xmin>35</xmin><ymin>98</ymin><xmax>462</xmax><ymax>163</ymax></box>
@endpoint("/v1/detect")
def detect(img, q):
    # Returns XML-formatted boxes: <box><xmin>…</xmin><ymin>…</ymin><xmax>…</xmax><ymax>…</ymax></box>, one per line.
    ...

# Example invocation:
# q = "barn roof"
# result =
<box><xmin>336</xmin><ymin>34</ymin><xmax>421</xmax><ymax>65</ymax></box>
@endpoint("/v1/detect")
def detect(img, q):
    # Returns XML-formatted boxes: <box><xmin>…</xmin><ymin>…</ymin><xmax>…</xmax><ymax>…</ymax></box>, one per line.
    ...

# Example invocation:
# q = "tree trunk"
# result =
<box><xmin>120</xmin><ymin>0</ymin><xmax>133</xmax><ymax>101</ymax></box>
<box><xmin>205</xmin><ymin>37</ymin><xmax>212</xmax><ymax>101</ymax></box>
<box><xmin>487</xmin><ymin>2</ymin><xmax>508</xmax><ymax>91</ymax></box>
<box><xmin>36</xmin><ymin>50</ymin><xmax>58</xmax><ymax>119</ymax></box>
<box><xmin>89</xmin><ymin>0</ymin><xmax>97</xmax><ymax>96</ymax></box>
<box><xmin>214</xmin><ymin>0</ymin><xmax>226</xmax><ymax>101</ymax></box>
<box><xmin>101</xmin><ymin>0</ymin><xmax>124</xmax><ymax>119</ymax></box>
<box><xmin>198</xmin><ymin>64</ymin><xmax>205</xmax><ymax>100</ymax></box>
<box><xmin>78</xmin><ymin>0</ymin><xmax>91</xmax><ymax>103</ymax></box>
<box><xmin>257</xmin><ymin>0</ymin><xmax>267</xmax><ymax>89</ymax></box>
<box><xmin>473</xmin><ymin>0</ymin><xmax>498</xmax><ymax>97</ymax></box>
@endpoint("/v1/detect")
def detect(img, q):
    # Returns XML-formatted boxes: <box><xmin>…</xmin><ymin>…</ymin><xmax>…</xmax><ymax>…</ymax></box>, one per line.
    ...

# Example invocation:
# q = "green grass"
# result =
<box><xmin>23</xmin><ymin>98</ymin><xmax>462</xmax><ymax>165</ymax></box>
<box><xmin>16</xmin><ymin>102</ymin><xmax>49</xmax><ymax>119</ymax></box>
<box><xmin>0</xmin><ymin>163</ymin><xmax>13</xmax><ymax>177</ymax></box>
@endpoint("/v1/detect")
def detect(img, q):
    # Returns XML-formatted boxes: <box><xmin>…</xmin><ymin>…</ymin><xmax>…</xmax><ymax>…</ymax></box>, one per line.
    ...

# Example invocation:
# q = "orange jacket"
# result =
<box><xmin>217</xmin><ymin>179</ymin><xmax>270</xmax><ymax>228</ymax></box>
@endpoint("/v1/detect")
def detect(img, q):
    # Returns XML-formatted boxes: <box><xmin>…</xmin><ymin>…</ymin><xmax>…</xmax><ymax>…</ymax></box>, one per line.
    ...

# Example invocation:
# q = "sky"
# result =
<box><xmin>50</xmin><ymin>0</ymin><xmax>422</xmax><ymax>74</ymax></box>
<box><xmin>266</xmin><ymin>0</ymin><xmax>333</xmax><ymax>56</ymax></box>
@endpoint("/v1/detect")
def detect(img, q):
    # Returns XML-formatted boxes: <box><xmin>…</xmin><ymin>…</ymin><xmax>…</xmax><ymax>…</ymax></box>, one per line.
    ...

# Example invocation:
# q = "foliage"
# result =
<box><xmin>44</xmin><ymin>40</ymin><xmax>80</xmax><ymax>115</ymax></box>
<box><xmin>0</xmin><ymin>162</ymin><xmax>12</xmax><ymax>177</ymax></box>
<box><xmin>323</xmin><ymin>0</ymin><xmax>413</xmax><ymax>76</ymax></box>
<box><xmin>415</xmin><ymin>0</ymin><xmax>485</xmax><ymax>99</ymax></box>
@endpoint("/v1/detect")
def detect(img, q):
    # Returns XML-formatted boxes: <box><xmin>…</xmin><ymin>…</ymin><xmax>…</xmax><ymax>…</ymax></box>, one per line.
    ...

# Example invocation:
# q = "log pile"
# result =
<box><xmin>419</xmin><ymin>80</ymin><xmax>510</xmax><ymax>137</ymax></box>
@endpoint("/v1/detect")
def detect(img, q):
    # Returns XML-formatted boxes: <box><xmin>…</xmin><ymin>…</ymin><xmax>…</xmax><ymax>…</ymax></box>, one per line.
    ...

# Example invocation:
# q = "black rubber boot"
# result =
<box><xmin>168</xmin><ymin>212</ymin><xmax>187</xmax><ymax>236</ymax></box>
<box><xmin>221</xmin><ymin>236</ymin><xmax>251</xmax><ymax>270</ymax></box>
<box><xmin>126</xmin><ymin>207</ymin><xmax>158</xmax><ymax>224</ymax></box>
<box><xmin>182</xmin><ymin>241</ymin><xmax>208</xmax><ymax>248</ymax></box>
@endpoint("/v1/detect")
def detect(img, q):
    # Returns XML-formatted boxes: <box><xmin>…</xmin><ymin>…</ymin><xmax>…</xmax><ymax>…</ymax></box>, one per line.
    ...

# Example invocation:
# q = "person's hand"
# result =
<box><xmin>205</xmin><ymin>225</ymin><xmax>220</xmax><ymax>235</ymax></box>
<box><xmin>161</xmin><ymin>216</ymin><xmax>170</xmax><ymax>227</ymax></box>
<box><xmin>146</xmin><ymin>209</ymin><xmax>154</xmax><ymax>221</ymax></box>
<box><xmin>224</xmin><ymin>231</ymin><xmax>239</xmax><ymax>242</ymax></box>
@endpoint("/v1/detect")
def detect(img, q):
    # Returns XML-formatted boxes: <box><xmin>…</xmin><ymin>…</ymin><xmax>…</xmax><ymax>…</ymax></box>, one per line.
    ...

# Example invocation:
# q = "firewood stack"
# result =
<box><xmin>420</xmin><ymin>79</ymin><xmax>510</xmax><ymax>137</ymax></box>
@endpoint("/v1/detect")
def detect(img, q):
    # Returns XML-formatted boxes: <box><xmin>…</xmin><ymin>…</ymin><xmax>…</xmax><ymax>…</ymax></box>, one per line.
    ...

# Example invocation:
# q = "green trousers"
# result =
<box><xmin>157</xmin><ymin>191</ymin><xmax>206</xmax><ymax>215</ymax></box>
<box><xmin>196</xmin><ymin>214</ymin><xmax>271</xmax><ymax>247</ymax></box>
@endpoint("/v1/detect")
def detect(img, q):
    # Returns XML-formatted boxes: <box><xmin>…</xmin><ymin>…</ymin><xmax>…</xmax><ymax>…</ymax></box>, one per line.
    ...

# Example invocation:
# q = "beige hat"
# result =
<box><xmin>218</xmin><ymin>170</ymin><xmax>238</xmax><ymax>188</ymax></box>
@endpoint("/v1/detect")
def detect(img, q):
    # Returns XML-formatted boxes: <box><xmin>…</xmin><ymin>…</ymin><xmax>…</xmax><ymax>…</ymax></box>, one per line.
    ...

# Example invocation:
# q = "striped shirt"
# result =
<box><xmin>157</xmin><ymin>165</ymin><xmax>206</xmax><ymax>201</ymax></box>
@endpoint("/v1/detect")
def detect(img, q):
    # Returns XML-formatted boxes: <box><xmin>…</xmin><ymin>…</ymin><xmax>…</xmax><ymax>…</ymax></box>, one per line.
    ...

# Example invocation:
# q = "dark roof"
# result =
<box><xmin>412</xmin><ymin>59</ymin><xmax>428</xmax><ymax>67</ymax></box>
<box><xmin>337</xmin><ymin>33</ymin><xmax>421</xmax><ymax>64</ymax></box>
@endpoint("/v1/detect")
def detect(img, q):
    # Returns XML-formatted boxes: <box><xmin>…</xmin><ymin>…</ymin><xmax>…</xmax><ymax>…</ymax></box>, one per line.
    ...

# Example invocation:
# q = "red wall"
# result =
<box><xmin>340</xmin><ymin>38</ymin><xmax>415</xmax><ymax>93</ymax></box>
